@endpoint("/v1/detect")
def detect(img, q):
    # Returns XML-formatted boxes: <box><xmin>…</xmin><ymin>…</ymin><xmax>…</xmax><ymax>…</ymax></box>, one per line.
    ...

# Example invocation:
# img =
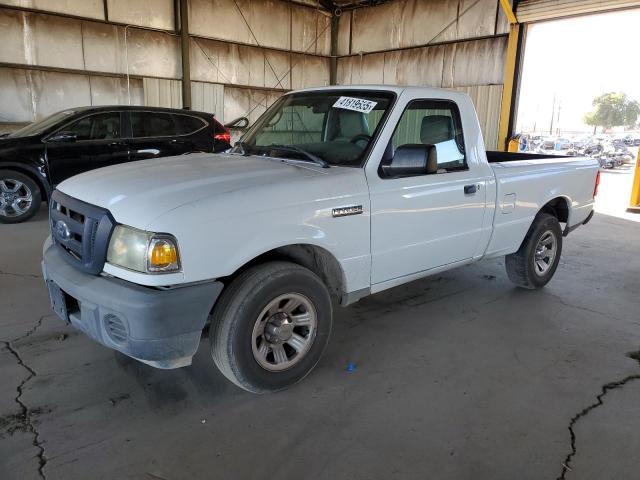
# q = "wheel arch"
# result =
<box><xmin>0</xmin><ymin>163</ymin><xmax>50</xmax><ymax>202</ymax></box>
<box><xmin>218</xmin><ymin>243</ymin><xmax>348</xmax><ymax>304</ymax></box>
<box><xmin>539</xmin><ymin>196</ymin><xmax>570</xmax><ymax>224</ymax></box>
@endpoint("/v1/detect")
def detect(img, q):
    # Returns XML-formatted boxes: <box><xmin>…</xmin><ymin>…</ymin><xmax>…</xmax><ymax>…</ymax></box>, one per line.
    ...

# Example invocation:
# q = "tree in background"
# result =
<box><xmin>584</xmin><ymin>92</ymin><xmax>640</xmax><ymax>133</ymax></box>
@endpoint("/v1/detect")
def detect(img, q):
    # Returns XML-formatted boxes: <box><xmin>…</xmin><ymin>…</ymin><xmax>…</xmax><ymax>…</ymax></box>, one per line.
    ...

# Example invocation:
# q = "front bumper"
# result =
<box><xmin>42</xmin><ymin>240</ymin><xmax>222</xmax><ymax>368</ymax></box>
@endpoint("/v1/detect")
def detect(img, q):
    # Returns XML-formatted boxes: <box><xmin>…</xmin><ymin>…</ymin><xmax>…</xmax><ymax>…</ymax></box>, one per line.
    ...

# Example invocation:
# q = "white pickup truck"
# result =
<box><xmin>42</xmin><ymin>86</ymin><xmax>599</xmax><ymax>392</ymax></box>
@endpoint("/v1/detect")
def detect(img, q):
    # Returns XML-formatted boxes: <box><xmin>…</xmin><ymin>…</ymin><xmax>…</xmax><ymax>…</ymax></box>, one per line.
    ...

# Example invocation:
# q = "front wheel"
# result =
<box><xmin>0</xmin><ymin>170</ymin><xmax>41</xmax><ymax>224</ymax></box>
<box><xmin>505</xmin><ymin>213</ymin><xmax>563</xmax><ymax>289</ymax></box>
<box><xmin>210</xmin><ymin>261</ymin><xmax>332</xmax><ymax>393</ymax></box>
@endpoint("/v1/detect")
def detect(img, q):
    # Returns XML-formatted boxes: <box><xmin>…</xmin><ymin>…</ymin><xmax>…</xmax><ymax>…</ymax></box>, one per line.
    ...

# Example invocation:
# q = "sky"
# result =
<box><xmin>516</xmin><ymin>9</ymin><xmax>640</xmax><ymax>135</ymax></box>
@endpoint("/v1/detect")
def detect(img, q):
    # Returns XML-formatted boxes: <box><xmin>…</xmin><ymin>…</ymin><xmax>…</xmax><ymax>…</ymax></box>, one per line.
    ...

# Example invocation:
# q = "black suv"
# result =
<box><xmin>0</xmin><ymin>106</ymin><xmax>232</xmax><ymax>223</ymax></box>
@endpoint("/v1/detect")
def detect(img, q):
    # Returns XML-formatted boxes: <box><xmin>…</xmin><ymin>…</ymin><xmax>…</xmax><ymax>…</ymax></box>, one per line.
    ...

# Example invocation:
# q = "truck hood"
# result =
<box><xmin>57</xmin><ymin>153</ymin><xmax>327</xmax><ymax>228</ymax></box>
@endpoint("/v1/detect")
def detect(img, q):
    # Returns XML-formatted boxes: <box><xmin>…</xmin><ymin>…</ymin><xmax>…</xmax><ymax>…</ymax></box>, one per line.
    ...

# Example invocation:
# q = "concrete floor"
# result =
<box><xmin>2</xmin><ymin>171</ymin><xmax>640</xmax><ymax>480</ymax></box>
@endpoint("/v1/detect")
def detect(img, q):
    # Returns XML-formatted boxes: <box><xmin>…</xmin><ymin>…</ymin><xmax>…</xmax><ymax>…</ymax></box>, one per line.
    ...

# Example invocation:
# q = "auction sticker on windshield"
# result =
<box><xmin>333</xmin><ymin>96</ymin><xmax>377</xmax><ymax>114</ymax></box>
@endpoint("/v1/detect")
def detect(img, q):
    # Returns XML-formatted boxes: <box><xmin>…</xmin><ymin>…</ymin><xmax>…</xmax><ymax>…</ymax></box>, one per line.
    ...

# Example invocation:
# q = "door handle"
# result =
<box><xmin>464</xmin><ymin>184</ymin><xmax>477</xmax><ymax>194</ymax></box>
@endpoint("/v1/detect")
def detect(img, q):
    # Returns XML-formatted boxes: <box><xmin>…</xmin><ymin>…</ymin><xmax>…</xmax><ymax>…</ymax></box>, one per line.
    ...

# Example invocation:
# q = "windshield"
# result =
<box><xmin>9</xmin><ymin>109</ymin><xmax>77</xmax><ymax>138</ymax></box>
<box><xmin>234</xmin><ymin>90</ymin><xmax>395</xmax><ymax>167</ymax></box>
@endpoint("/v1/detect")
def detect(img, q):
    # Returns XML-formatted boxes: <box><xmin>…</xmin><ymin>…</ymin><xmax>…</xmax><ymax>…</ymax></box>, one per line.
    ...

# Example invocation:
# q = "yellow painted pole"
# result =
<box><xmin>497</xmin><ymin>23</ymin><xmax>521</xmax><ymax>152</ymax></box>
<box><xmin>499</xmin><ymin>0</ymin><xmax>518</xmax><ymax>24</ymax></box>
<box><xmin>628</xmin><ymin>149</ymin><xmax>640</xmax><ymax>213</ymax></box>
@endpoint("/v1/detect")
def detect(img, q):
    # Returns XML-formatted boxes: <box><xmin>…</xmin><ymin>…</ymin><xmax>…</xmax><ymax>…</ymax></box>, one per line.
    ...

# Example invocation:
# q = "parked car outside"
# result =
<box><xmin>0</xmin><ymin>106</ymin><xmax>231</xmax><ymax>223</ymax></box>
<box><xmin>570</xmin><ymin>135</ymin><xmax>591</xmax><ymax>150</ymax></box>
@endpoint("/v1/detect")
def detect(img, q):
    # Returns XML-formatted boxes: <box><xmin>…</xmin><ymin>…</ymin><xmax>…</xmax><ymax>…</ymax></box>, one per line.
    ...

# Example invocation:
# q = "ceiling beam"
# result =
<box><xmin>319</xmin><ymin>0</ymin><xmax>336</xmax><ymax>11</ymax></box>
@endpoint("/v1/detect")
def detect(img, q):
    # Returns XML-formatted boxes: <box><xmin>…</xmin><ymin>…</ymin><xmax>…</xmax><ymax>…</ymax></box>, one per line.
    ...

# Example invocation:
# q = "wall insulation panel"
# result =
<box><xmin>81</xmin><ymin>22</ymin><xmax>127</xmax><ymax>74</ymax></box>
<box><xmin>337</xmin><ymin>36</ymin><xmax>506</xmax><ymax>88</ymax></box>
<box><xmin>124</xmin><ymin>29</ymin><xmax>180</xmax><ymax>78</ymax></box>
<box><xmin>453</xmin><ymin>84</ymin><xmax>503</xmax><ymax>150</ymax></box>
<box><xmin>342</xmin><ymin>0</ymin><xmax>504</xmax><ymax>55</ymax></box>
<box><xmin>191</xmin><ymin>81</ymin><xmax>224</xmax><ymax>118</ymax></box>
<box><xmin>0</xmin><ymin>0</ymin><xmax>104</xmax><ymax>20</ymax></box>
<box><xmin>190</xmin><ymin>37</ymin><xmax>329</xmax><ymax>90</ymax></box>
<box><xmin>0</xmin><ymin>10</ymin><xmax>179</xmax><ymax>78</ymax></box>
<box><xmin>0</xmin><ymin>67</ymin><xmax>32</xmax><ymax>122</ymax></box>
<box><xmin>189</xmin><ymin>0</ymin><xmax>330</xmax><ymax>55</ymax></box>
<box><xmin>290</xmin><ymin>54</ymin><xmax>330</xmax><ymax>90</ymax></box>
<box><xmin>223</xmin><ymin>86</ymin><xmax>282</xmax><ymax>125</ymax></box>
<box><xmin>0</xmin><ymin>10</ymin><xmax>84</xmax><ymax>69</ymax></box>
<box><xmin>106</xmin><ymin>0</ymin><xmax>174</xmax><ymax>30</ymax></box>
<box><xmin>143</xmin><ymin>78</ymin><xmax>183</xmax><ymax>108</ymax></box>
<box><xmin>0</xmin><ymin>67</ymin><xmax>143</xmax><ymax>122</ymax></box>
<box><xmin>90</xmin><ymin>76</ymin><xmax>143</xmax><ymax>106</ymax></box>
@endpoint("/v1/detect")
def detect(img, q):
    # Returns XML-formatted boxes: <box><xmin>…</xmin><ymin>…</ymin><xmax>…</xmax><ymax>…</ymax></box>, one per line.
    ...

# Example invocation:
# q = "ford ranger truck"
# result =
<box><xmin>42</xmin><ymin>86</ymin><xmax>599</xmax><ymax>393</ymax></box>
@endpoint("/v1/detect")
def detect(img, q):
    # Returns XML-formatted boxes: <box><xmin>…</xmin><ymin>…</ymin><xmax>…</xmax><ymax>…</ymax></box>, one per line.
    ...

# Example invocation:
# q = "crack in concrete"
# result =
<box><xmin>13</xmin><ymin>315</ymin><xmax>49</xmax><ymax>343</ymax></box>
<box><xmin>0</xmin><ymin>269</ymin><xmax>42</xmax><ymax>279</ymax></box>
<box><xmin>2</xmin><ymin>316</ymin><xmax>48</xmax><ymax>479</ymax></box>
<box><xmin>543</xmin><ymin>292</ymin><xmax>621</xmax><ymax>322</ymax></box>
<box><xmin>556</xmin><ymin>374</ymin><xmax>640</xmax><ymax>480</ymax></box>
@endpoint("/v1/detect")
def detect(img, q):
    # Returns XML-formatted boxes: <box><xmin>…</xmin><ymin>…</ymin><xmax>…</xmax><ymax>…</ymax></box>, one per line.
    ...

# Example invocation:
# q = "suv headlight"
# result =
<box><xmin>107</xmin><ymin>225</ymin><xmax>181</xmax><ymax>274</ymax></box>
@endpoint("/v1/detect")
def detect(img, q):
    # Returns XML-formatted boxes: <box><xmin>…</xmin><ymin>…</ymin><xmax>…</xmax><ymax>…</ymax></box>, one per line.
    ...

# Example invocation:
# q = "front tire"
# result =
<box><xmin>210</xmin><ymin>261</ymin><xmax>333</xmax><ymax>393</ymax></box>
<box><xmin>505</xmin><ymin>213</ymin><xmax>563</xmax><ymax>289</ymax></box>
<box><xmin>0</xmin><ymin>170</ymin><xmax>41</xmax><ymax>224</ymax></box>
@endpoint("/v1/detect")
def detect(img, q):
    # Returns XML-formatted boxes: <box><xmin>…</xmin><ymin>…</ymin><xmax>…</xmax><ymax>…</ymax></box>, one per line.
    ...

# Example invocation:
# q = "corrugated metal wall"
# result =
<box><xmin>453</xmin><ymin>85</ymin><xmax>503</xmax><ymax>149</ymax></box>
<box><xmin>0</xmin><ymin>67</ymin><xmax>144</xmax><ymax>123</ymax></box>
<box><xmin>517</xmin><ymin>0</ymin><xmax>640</xmax><ymax>22</ymax></box>
<box><xmin>335</xmin><ymin>0</ymin><xmax>510</xmax><ymax>149</ymax></box>
<box><xmin>0</xmin><ymin>0</ymin><xmax>330</xmax><ymax>126</ymax></box>
<box><xmin>143</xmin><ymin>78</ymin><xmax>183</xmax><ymax>109</ymax></box>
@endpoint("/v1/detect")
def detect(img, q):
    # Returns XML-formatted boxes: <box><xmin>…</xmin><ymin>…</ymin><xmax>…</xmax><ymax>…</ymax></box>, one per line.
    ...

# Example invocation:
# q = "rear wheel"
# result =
<box><xmin>210</xmin><ymin>261</ymin><xmax>332</xmax><ymax>393</ymax></box>
<box><xmin>505</xmin><ymin>213</ymin><xmax>562</xmax><ymax>289</ymax></box>
<box><xmin>0</xmin><ymin>170</ymin><xmax>41</xmax><ymax>224</ymax></box>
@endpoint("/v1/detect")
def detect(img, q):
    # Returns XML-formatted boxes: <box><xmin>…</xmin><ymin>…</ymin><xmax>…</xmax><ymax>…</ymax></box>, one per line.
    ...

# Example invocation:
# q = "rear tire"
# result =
<box><xmin>0</xmin><ymin>170</ymin><xmax>41</xmax><ymax>224</ymax></box>
<box><xmin>210</xmin><ymin>261</ymin><xmax>332</xmax><ymax>393</ymax></box>
<box><xmin>505</xmin><ymin>213</ymin><xmax>562</xmax><ymax>289</ymax></box>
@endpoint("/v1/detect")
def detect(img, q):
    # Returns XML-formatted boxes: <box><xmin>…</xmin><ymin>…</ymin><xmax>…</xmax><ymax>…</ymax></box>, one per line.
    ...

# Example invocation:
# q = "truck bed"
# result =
<box><xmin>482</xmin><ymin>151</ymin><xmax>598</xmax><ymax>259</ymax></box>
<box><xmin>486</xmin><ymin>151</ymin><xmax>571</xmax><ymax>163</ymax></box>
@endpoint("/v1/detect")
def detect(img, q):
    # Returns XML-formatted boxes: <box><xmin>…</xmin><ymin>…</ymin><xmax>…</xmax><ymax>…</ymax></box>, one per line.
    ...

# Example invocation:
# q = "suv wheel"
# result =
<box><xmin>0</xmin><ymin>170</ymin><xmax>42</xmax><ymax>224</ymax></box>
<box><xmin>210</xmin><ymin>261</ymin><xmax>332</xmax><ymax>393</ymax></box>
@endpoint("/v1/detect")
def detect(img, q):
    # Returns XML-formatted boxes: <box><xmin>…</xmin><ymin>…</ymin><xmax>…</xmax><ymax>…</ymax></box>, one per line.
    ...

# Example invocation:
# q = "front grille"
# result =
<box><xmin>49</xmin><ymin>190</ymin><xmax>116</xmax><ymax>275</ymax></box>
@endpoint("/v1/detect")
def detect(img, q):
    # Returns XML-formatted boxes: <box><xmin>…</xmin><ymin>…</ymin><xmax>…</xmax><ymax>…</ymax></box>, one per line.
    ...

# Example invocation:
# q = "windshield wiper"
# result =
<box><xmin>267</xmin><ymin>144</ymin><xmax>329</xmax><ymax>169</ymax></box>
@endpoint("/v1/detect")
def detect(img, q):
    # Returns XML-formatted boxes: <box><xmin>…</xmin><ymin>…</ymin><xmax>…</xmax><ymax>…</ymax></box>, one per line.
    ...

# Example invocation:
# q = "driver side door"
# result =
<box><xmin>45</xmin><ymin>111</ymin><xmax>128</xmax><ymax>185</ymax></box>
<box><xmin>368</xmin><ymin>98</ymin><xmax>488</xmax><ymax>286</ymax></box>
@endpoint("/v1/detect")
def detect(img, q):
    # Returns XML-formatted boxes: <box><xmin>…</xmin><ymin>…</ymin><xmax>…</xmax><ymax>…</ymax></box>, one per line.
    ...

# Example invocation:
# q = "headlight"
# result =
<box><xmin>107</xmin><ymin>225</ymin><xmax>181</xmax><ymax>274</ymax></box>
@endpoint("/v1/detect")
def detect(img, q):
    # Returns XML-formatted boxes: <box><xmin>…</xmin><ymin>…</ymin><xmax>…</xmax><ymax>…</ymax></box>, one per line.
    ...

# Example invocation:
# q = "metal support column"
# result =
<box><xmin>329</xmin><ymin>12</ymin><xmax>339</xmax><ymax>85</ymax></box>
<box><xmin>497</xmin><ymin>0</ymin><xmax>523</xmax><ymax>151</ymax></box>
<box><xmin>178</xmin><ymin>0</ymin><xmax>191</xmax><ymax>109</ymax></box>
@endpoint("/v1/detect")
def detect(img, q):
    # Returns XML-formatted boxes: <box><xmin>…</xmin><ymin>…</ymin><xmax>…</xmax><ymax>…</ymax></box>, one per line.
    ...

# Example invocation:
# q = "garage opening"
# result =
<box><xmin>513</xmin><ymin>8</ymin><xmax>640</xmax><ymax>220</ymax></box>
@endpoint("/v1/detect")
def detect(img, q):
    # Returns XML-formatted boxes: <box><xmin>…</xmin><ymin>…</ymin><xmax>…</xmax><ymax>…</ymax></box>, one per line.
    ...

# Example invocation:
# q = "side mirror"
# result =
<box><xmin>381</xmin><ymin>144</ymin><xmax>437</xmax><ymax>177</ymax></box>
<box><xmin>48</xmin><ymin>131</ymin><xmax>77</xmax><ymax>143</ymax></box>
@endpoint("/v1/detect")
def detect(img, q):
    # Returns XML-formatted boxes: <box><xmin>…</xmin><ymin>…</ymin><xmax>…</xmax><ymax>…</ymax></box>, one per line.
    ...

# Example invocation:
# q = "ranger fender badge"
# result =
<box><xmin>332</xmin><ymin>205</ymin><xmax>363</xmax><ymax>218</ymax></box>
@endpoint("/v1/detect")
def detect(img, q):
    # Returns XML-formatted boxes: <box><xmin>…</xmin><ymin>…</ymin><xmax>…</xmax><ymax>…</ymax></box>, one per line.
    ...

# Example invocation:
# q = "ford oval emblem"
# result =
<box><xmin>55</xmin><ymin>220</ymin><xmax>72</xmax><ymax>240</ymax></box>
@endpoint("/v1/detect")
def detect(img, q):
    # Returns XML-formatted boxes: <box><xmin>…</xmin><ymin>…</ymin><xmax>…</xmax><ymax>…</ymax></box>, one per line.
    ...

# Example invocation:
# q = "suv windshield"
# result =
<box><xmin>9</xmin><ymin>109</ymin><xmax>77</xmax><ymax>138</ymax></box>
<box><xmin>234</xmin><ymin>90</ymin><xmax>395</xmax><ymax>167</ymax></box>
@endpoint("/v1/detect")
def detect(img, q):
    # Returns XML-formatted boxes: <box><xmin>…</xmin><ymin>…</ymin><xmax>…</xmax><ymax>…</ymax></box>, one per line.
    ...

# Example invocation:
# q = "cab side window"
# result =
<box><xmin>391</xmin><ymin>100</ymin><xmax>467</xmax><ymax>173</ymax></box>
<box><xmin>65</xmin><ymin>112</ymin><xmax>121</xmax><ymax>141</ymax></box>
